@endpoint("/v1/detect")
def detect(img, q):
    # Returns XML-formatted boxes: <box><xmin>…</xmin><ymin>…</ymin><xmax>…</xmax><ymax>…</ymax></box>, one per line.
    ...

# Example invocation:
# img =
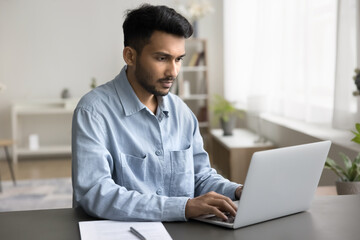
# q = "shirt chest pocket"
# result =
<box><xmin>118</xmin><ymin>153</ymin><xmax>148</xmax><ymax>190</ymax></box>
<box><xmin>170</xmin><ymin>145</ymin><xmax>195</xmax><ymax>197</ymax></box>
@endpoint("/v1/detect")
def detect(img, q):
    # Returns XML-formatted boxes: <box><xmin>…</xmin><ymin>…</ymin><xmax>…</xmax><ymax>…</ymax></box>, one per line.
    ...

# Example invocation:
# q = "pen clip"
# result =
<box><xmin>130</xmin><ymin>226</ymin><xmax>147</xmax><ymax>240</ymax></box>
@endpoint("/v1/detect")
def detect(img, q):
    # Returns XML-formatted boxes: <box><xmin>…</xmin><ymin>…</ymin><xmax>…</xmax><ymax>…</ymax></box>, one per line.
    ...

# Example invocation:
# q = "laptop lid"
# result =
<box><xmin>233</xmin><ymin>140</ymin><xmax>331</xmax><ymax>228</ymax></box>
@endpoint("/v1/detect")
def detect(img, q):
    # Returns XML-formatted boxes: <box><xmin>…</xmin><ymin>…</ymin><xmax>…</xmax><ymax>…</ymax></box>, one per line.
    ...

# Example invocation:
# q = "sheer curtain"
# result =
<box><xmin>224</xmin><ymin>0</ymin><xmax>357</xmax><ymax>128</ymax></box>
<box><xmin>333</xmin><ymin>0</ymin><xmax>359</xmax><ymax>129</ymax></box>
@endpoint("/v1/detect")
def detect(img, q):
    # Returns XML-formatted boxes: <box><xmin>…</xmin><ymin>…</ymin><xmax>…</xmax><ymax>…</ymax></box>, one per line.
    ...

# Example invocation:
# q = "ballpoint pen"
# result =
<box><xmin>130</xmin><ymin>226</ymin><xmax>147</xmax><ymax>240</ymax></box>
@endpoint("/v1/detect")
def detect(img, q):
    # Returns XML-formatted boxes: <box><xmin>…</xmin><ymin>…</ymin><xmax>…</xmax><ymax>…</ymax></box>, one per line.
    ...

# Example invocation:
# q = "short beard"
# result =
<box><xmin>134</xmin><ymin>61</ymin><xmax>176</xmax><ymax>97</ymax></box>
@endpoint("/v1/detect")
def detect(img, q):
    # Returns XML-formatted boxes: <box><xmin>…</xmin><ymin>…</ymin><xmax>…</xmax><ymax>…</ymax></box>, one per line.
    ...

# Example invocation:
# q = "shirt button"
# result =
<box><xmin>156</xmin><ymin>189</ymin><xmax>162</xmax><ymax>195</ymax></box>
<box><xmin>155</xmin><ymin>150</ymin><xmax>162</xmax><ymax>156</ymax></box>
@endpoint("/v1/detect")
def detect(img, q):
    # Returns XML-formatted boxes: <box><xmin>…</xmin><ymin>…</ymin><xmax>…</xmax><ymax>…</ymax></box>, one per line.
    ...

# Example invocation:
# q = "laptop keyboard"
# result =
<box><xmin>205</xmin><ymin>212</ymin><xmax>235</xmax><ymax>223</ymax></box>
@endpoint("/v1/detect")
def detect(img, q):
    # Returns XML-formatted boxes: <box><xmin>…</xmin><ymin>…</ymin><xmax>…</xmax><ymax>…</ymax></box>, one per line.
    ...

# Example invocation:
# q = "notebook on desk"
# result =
<box><xmin>195</xmin><ymin>140</ymin><xmax>331</xmax><ymax>229</ymax></box>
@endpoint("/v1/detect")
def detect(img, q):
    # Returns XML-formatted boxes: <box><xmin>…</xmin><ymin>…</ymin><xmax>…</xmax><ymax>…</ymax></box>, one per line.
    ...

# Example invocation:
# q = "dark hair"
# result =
<box><xmin>123</xmin><ymin>4</ymin><xmax>193</xmax><ymax>54</ymax></box>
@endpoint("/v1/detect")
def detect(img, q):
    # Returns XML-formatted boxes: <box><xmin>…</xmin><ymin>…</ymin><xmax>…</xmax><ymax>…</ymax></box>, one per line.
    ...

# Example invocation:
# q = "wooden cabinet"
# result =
<box><xmin>210</xmin><ymin>128</ymin><xmax>275</xmax><ymax>184</ymax></box>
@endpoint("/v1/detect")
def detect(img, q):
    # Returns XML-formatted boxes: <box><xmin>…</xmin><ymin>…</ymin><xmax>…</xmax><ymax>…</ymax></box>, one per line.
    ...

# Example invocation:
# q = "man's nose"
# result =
<box><xmin>166</xmin><ymin>60</ymin><xmax>179</xmax><ymax>77</ymax></box>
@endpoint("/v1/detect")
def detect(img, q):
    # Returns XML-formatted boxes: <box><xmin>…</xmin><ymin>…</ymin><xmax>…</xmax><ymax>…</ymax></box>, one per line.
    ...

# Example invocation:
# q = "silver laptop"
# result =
<box><xmin>195</xmin><ymin>140</ymin><xmax>331</xmax><ymax>229</ymax></box>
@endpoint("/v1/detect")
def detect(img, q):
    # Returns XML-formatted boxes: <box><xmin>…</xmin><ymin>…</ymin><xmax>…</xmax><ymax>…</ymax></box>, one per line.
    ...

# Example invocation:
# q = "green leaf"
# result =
<box><xmin>351</xmin><ymin>123</ymin><xmax>360</xmax><ymax>144</ymax></box>
<box><xmin>354</xmin><ymin>153</ymin><xmax>360</xmax><ymax>164</ymax></box>
<box><xmin>339</xmin><ymin>152</ymin><xmax>352</xmax><ymax>171</ymax></box>
<box><xmin>348</xmin><ymin>163</ymin><xmax>358</xmax><ymax>181</ymax></box>
<box><xmin>325</xmin><ymin>158</ymin><xmax>348</xmax><ymax>181</ymax></box>
<box><xmin>354</xmin><ymin>174</ymin><xmax>360</xmax><ymax>182</ymax></box>
<box><xmin>351</xmin><ymin>136</ymin><xmax>360</xmax><ymax>144</ymax></box>
<box><xmin>356</xmin><ymin>123</ymin><xmax>360</xmax><ymax>133</ymax></box>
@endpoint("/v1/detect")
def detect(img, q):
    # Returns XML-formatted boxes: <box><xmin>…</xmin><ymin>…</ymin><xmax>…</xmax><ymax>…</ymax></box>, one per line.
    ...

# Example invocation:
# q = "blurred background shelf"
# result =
<box><xmin>174</xmin><ymin>38</ymin><xmax>210</xmax><ymax>148</ymax></box>
<box><xmin>11</xmin><ymin>99</ymin><xmax>78</xmax><ymax>163</ymax></box>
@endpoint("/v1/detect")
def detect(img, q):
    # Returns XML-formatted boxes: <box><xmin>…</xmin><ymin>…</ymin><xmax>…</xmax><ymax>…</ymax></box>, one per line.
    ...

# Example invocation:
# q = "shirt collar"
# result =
<box><xmin>156</xmin><ymin>95</ymin><xmax>170</xmax><ymax>119</ymax></box>
<box><xmin>115</xmin><ymin>66</ymin><xmax>145</xmax><ymax>116</ymax></box>
<box><xmin>115</xmin><ymin>66</ymin><xmax>170</xmax><ymax>118</ymax></box>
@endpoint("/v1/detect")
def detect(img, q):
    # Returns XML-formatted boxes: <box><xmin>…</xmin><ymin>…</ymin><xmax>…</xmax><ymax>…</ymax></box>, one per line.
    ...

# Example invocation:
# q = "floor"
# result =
<box><xmin>0</xmin><ymin>157</ymin><xmax>337</xmax><ymax>195</ymax></box>
<box><xmin>0</xmin><ymin>157</ymin><xmax>71</xmax><ymax>181</ymax></box>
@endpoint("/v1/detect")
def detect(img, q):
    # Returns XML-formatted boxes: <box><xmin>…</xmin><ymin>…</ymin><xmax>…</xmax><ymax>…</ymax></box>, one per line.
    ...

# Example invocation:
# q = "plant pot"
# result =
<box><xmin>335</xmin><ymin>181</ymin><xmax>360</xmax><ymax>195</ymax></box>
<box><xmin>220</xmin><ymin>116</ymin><xmax>236</xmax><ymax>136</ymax></box>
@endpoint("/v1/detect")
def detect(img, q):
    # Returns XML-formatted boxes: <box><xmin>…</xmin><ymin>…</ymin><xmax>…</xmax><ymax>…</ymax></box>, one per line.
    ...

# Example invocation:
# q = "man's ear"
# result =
<box><xmin>123</xmin><ymin>46</ymin><xmax>137</xmax><ymax>66</ymax></box>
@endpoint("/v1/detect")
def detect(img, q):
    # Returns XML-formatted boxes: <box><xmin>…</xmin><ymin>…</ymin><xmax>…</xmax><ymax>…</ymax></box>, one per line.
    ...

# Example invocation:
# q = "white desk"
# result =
<box><xmin>211</xmin><ymin>128</ymin><xmax>275</xmax><ymax>183</ymax></box>
<box><xmin>11</xmin><ymin>98</ymin><xmax>79</xmax><ymax>162</ymax></box>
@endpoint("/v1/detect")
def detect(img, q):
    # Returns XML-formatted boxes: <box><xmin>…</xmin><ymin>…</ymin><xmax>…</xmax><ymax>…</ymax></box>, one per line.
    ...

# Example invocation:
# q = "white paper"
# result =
<box><xmin>79</xmin><ymin>220</ymin><xmax>173</xmax><ymax>240</ymax></box>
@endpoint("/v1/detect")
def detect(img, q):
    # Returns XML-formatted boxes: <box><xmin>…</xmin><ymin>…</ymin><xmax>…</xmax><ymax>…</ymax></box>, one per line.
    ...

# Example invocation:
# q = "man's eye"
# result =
<box><xmin>176</xmin><ymin>57</ymin><xmax>183</xmax><ymax>62</ymax></box>
<box><xmin>157</xmin><ymin>57</ymin><xmax>166</xmax><ymax>61</ymax></box>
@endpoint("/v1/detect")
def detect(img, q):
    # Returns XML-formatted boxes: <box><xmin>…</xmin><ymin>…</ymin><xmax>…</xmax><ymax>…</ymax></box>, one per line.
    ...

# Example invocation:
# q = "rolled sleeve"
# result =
<box><xmin>162</xmin><ymin>197</ymin><xmax>189</xmax><ymax>221</ymax></box>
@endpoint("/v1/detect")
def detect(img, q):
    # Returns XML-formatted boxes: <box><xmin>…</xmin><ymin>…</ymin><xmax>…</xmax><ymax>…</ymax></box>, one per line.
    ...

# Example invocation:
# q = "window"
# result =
<box><xmin>224</xmin><ymin>0</ymin><xmax>357</xmax><ymax>128</ymax></box>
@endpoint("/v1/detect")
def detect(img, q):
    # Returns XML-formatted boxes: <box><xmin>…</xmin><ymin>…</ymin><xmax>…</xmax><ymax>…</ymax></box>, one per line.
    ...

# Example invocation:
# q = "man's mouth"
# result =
<box><xmin>160</xmin><ymin>79</ymin><xmax>174</xmax><ymax>88</ymax></box>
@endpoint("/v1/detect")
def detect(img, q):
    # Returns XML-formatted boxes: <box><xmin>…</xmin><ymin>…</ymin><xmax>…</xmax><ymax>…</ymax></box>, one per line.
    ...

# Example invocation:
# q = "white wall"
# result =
<box><xmin>0</xmin><ymin>0</ymin><xmax>224</xmax><ymax>142</ymax></box>
<box><xmin>198</xmin><ymin>0</ymin><xmax>224</xmax><ymax>103</ymax></box>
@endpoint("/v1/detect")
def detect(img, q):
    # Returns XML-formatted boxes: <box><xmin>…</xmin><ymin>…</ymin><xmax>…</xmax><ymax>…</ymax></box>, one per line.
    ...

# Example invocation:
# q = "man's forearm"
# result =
<box><xmin>194</xmin><ymin>169</ymin><xmax>242</xmax><ymax>200</ymax></box>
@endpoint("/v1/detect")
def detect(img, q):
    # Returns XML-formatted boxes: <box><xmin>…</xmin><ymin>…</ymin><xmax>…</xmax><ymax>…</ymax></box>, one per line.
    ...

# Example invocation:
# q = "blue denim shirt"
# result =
<box><xmin>72</xmin><ymin>66</ymin><xmax>240</xmax><ymax>221</ymax></box>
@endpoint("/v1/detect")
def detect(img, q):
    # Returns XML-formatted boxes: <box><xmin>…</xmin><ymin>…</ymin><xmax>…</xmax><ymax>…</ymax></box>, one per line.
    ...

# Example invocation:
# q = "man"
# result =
<box><xmin>72</xmin><ymin>4</ymin><xmax>242</xmax><ymax>222</ymax></box>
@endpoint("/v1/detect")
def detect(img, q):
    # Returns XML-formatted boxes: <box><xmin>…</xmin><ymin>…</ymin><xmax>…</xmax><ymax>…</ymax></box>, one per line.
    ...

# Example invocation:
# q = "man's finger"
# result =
<box><xmin>227</xmin><ymin>199</ymin><xmax>238</xmax><ymax>212</ymax></box>
<box><xmin>204</xmin><ymin>192</ymin><xmax>238</xmax><ymax>214</ymax></box>
<box><xmin>208</xmin><ymin>199</ymin><xmax>237</xmax><ymax>216</ymax></box>
<box><xmin>206</xmin><ymin>206</ymin><xmax>229</xmax><ymax>220</ymax></box>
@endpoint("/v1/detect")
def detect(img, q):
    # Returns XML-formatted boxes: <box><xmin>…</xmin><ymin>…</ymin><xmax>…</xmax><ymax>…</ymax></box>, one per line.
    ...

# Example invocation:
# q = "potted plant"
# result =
<box><xmin>211</xmin><ymin>94</ymin><xmax>244</xmax><ymax>136</ymax></box>
<box><xmin>324</xmin><ymin>123</ymin><xmax>360</xmax><ymax>195</ymax></box>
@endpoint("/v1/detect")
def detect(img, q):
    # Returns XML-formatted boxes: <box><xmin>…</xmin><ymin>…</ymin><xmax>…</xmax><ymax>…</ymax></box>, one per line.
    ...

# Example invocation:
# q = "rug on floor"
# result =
<box><xmin>0</xmin><ymin>178</ymin><xmax>72</xmax><ymax>212</ymax></box>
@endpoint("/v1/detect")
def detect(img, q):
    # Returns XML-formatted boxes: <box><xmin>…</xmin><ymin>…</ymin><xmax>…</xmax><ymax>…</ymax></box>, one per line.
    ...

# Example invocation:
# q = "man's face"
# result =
<box><xmin>134</xmin><ymin>31</ymin><xmax>186</xmax><ymax>96</ymax></box>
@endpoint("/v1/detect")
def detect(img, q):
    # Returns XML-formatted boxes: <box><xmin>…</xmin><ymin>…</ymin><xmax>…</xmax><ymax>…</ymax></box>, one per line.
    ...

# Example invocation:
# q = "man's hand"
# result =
<box><xmin>185</xmin><ymin>191</ymin><xmax>237</xmax><ymax>220</ymax></box>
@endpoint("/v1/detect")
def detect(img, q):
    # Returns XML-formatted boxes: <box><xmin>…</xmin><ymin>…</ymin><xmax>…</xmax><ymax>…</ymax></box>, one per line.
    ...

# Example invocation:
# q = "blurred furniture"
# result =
<box><xmin>174</xmin><ymin>38</ymin><xmax>209</xmax><ymax>147</ymax></box>
<box><xmin>0</xmin><ymin>139</ymin><xmax>16</xmax><ymax>192</ymax></box>
<box><xmin>211</xmin><ymin>128</ymin><xmax>275</xmax><ymax>183</ymax></box>
<box><xmin>11</xmin><ymin>98</ymin><xmax>79</xmax><ymax>163</ymax></box>
<box><xmin>316</xmin><ymin>186</ymin><xmax>337</xmax><ymax>196</ymax></box>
